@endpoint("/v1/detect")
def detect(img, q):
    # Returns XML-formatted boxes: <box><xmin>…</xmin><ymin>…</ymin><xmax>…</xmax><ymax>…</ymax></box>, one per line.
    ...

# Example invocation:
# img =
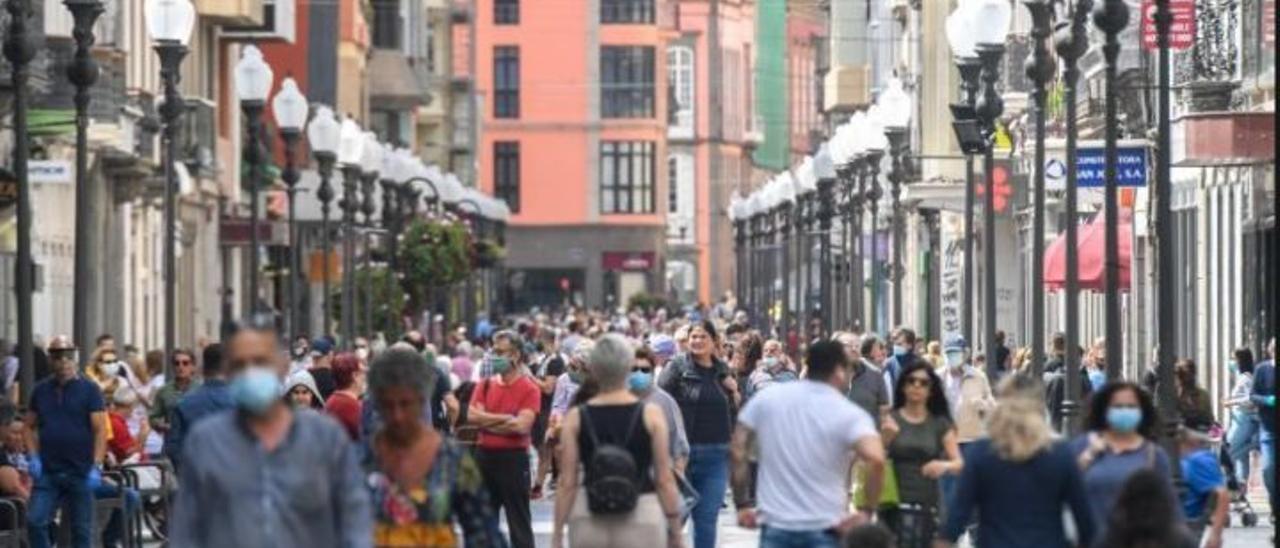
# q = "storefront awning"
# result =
<box><xmin>1044</xmin><ymin>211</ymin><xmax>1132</xmax><ymax>292</ymax></box>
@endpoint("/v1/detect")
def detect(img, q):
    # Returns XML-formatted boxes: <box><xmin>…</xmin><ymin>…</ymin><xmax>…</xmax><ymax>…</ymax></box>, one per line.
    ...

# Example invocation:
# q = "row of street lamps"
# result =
<box><xmin>728</xmin><ymin>0</ymin><xmax>1178</xmax><ymax>449</ymax></box>
<box><xmin>3</xmin><ymin>0</ymin><xmax>508</xmax><ymax>397</ymax></box>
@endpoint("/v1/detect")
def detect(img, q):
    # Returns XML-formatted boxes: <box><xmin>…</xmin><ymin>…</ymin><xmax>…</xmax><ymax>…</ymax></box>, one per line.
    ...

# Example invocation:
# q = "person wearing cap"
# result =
<box><xmin>26</xmin><ymin>335</ymin><xmax>108</xmax><ymax>548</ymax></box>
<box><xmin>308</xmin><ymin>336</ymin><xmax>338</xmax><ymax>401</ymax></box>
<box><xmin>936</xmin><ymin>336</ymin><xmax>993</xmax><ymax>445</ymax></box>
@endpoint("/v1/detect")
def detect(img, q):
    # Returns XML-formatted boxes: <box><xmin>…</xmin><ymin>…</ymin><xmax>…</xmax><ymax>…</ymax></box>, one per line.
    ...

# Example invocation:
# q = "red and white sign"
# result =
<box><xmin>1141</xmin><ymin>0</ymin><xmax>1196</xmax><ymax>51</ymax></box>
<box><xmin>602</xmin><ymin>252</ymin><xmax>656</xmax><ymax>272</ymax></box>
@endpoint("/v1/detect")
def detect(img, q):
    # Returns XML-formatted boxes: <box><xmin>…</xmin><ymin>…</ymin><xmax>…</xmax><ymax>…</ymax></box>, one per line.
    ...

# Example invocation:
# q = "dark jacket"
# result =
<box><xmin>943</xmin><ymin>439</ymin><xmax>1096</xmax><ymax>548</ymax></box>
<box><xmin>1043</xmin><ymin>356</ymin><xmax>1093</xmax><ymax>431</ymax></box>
<box><xmin>1251</xmin><ymin>359</ymin><xmax>1276</xmax><ymax>432</ymax></box>
<box><xmin>165</xmin><ymin>379</ymin><xmax>234</xmax><ymax>468</ymax></box>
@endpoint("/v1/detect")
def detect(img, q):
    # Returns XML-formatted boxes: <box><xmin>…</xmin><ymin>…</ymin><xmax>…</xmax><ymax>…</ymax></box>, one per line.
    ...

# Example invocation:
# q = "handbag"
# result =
<box><xmin>852</xmin><ymin>459</ymin><xmax>900</xmax><ymax>509</ymax></box>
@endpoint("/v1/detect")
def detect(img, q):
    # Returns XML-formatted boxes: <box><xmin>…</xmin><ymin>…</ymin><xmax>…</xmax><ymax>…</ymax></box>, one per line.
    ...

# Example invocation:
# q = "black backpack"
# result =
<box><xmin>579</xmin><ymin>404</ymin><xmax>644</xmax><ymax>514</ymax></box>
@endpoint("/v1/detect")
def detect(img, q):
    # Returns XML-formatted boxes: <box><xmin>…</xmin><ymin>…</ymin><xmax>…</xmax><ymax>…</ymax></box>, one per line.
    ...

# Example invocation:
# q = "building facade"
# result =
<box><xmin>475</xmin><ymin>0</ymin><xmax>673</xmax><ymax>310</ymax></box>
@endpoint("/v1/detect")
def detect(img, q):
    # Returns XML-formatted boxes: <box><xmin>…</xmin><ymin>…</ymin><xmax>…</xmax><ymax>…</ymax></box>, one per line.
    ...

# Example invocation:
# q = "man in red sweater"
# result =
<box><xmin>467</xmin><ymin>330</ymin><xmax>540</xmax><ymax>548</ymax></box>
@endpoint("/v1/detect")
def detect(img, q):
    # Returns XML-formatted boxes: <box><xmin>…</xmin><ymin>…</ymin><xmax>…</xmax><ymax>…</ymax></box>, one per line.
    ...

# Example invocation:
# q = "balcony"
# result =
<box><xmin>181</xmin><ymin>98</ymin><xmax>219</xmax><ymax>179</ymax></box>
<box><xmin>195</xmin><ymin>0</ymin><xmax>265</xmax><ymax>26</ymax></box>
<box><xmin>823</xmin><ymin>64</ymin><xmax>870</xmax><ymax>113</ymax></box>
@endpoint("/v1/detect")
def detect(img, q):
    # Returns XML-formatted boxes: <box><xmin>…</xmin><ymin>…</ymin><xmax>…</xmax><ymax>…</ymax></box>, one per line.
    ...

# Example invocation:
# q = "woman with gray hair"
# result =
<box><xmin>363</xmin><ymin>348</ymin><xmax>505</xmax><ymax>546</ymax></box>
<box><xmin>552</xmin><ymin>334</ymin><xmax>684</xmax><ymax>548</ymax></box>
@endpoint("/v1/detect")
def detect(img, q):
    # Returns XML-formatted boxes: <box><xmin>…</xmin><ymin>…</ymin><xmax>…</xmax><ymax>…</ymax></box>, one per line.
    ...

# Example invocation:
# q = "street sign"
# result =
<box><xmin>1141</xmin><ymin>0</ymin><xmax>1196</xmax><ymax>51</ymax></box>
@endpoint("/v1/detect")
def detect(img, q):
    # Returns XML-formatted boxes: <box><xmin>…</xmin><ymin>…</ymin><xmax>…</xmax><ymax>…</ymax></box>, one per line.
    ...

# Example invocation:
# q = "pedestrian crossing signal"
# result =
<box><xmin>976</xmin><ymin>163</ymin><xmax>1013</xmax><ymax>213</ymax></box>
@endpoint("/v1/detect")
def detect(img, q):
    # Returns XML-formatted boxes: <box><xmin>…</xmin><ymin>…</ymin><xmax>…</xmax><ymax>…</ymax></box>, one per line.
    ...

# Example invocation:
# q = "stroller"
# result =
<box><xmin>1216</xmin><ymin>430</ymin><xmax>1260</xmax><ymax>528</ymax></box>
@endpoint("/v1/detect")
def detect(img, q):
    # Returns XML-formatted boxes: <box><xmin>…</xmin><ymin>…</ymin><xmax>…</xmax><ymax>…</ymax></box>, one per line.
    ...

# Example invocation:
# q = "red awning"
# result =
<box><xmin>1044</xmin><ymin>212</ymin><xmax>1132</xmax><ymax>292</ymax></box>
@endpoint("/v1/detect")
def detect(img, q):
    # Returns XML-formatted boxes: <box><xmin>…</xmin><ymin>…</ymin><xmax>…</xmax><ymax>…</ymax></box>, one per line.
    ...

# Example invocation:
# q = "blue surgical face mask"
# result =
<box><xmin>945</xmin><ymin>351</ymin><xmax>965</xmax><ymax>368</ymax></box>
<box><xmin>231</xmin><ymin>366</ymin><xmax>283</xmax><ymax>415</ymax></box>
<box><xmin>761</xmin><ymin>357</ymin><xmax>780</xmax><ymax>369</ymax></box>
<box><xmin>628</xmin><ymin>371</ymin><xmax>653</xmax><ymax>392</ymax></box>
<box><xmin>1106</xmin><ymin>407</ymin><xmax>1143</xmax><ymax>433</ymax></box>
<box><xmin>893</xmin><ymin>345</ymin><xmax>910</xmax><ymax>358</ymax></box>
<box><xmin>1228</xmin><ymin>361</ymin><xmax>1238</xmax><ymax>375</ymax></box>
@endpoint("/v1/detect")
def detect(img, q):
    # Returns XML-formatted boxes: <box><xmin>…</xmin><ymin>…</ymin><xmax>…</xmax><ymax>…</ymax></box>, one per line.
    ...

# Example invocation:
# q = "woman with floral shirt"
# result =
<box><xmin>365</xmin><ymin>347</ymin><xmax>506</xmax><ymax>547</ymax></box>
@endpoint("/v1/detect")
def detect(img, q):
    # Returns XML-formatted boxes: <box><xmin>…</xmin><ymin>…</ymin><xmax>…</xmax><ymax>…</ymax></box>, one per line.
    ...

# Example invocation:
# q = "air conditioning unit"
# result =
<box><xmin>222</xmin><ymin>0</ymin><xmax>297</xmax><ymax>43</ymax></box>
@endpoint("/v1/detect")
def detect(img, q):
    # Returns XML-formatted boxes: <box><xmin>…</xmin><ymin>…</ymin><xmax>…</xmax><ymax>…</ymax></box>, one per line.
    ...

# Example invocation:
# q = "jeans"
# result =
<box><xmin>1260</xmin><ymin>429</ymin><xmax>1276</xmax><ymax>512</ymax></box>
<box><xmin>95</xmin><ymin>483</ymin><xmax>140</xmax><ymax>548</ymax></box>
<box><xmin>759</xmin><ymin>525</ymin><xmax>841</xmax><ymax>548</ymax></box>
<box><xmin>686</xmin><ymin>444</ymin><xmax>729</xmax><ymax>548</ymax></box>
<box><xmin>28</xmin><ymin>471</ymin><xmax>93</xmax><ymax>548</ymax></box>
<box><xmin>1227</xmin><ymin>412</ymin><xmax>1260</xmax><ymax>486</ymax></box>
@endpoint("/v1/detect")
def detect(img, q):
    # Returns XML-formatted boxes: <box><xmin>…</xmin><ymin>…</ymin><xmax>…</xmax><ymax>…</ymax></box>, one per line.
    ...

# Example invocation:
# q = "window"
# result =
<box><xmin>493</xmin><ymin>46</ymin><xmax>520</xmax><ymax>119</ymax></box>
<box><xmin>601</xmin><ymin>46</ymin><xmax>655</xmax><ymax>118</ymax></box>
<box><xmin>371</xmin><ymin>0</ymin><xmax>402</xmax><ymax>50</ymax></box>
<box><xmin>494</xmin><ymin>141</ymin><xmax>520</xmax><ymax>213</ymax></box>
<box><xmin>601</xmin><ymin>0</ymin><xmax>654</xmax><ymax>24</ymax></box>
<box><xmin>495</xmin><ymin>0</ymin><xmax>518</xmax><ymax>24</ymax></box>
<box><xmin>600</xmin><ymin>141</ymin><xmax>655</xmax><ymax>214</ymax></box>
<box><xmin>371</xmin><ymin>109</ymin><xmax>409</xmax><ymax>147</ymax></box>
<box><xmin>667</xmin><ymin>156</ymin><xmax>679</xmax><ymax>213</ymax></box>
<box><xmin>667</xmin><ymin>45</ymin><xmax>694</xmax><ymax>136</ymax></box>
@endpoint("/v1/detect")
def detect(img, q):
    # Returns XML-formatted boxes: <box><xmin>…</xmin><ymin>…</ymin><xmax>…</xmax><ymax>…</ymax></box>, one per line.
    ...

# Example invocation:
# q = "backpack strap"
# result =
<box><xmin>619</xmin><ymin>402</ymin><xmax>646</xmax><ymax>448</ymax></box>
<box><xmin>578</xmin><ymin>404</ymin><xmax>601</xmax><ymax>449</ymax></box>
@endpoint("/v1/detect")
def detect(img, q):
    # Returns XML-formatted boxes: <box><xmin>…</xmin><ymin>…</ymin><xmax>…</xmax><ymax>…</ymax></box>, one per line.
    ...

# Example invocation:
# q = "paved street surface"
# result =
<box><xmin>519</xmin><ymin>491</ymin><xmax>1275</xmax><ymax>547</ymax></box>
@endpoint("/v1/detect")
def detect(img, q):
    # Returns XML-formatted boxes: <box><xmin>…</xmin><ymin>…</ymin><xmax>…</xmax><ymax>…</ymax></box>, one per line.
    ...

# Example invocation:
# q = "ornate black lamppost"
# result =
<box><xmin>1093</xmin><ymin>0</ymin><xmax>1128</xmax><ymax>379</ymax></box>
<box><xmin>272</xmin><ymin>77</ymin><xmax>308</xmax><ymax>336</ymax></box>
<box><xmin>947</xmin><ymin>8</ymin><xmax>984</xmax><ymax>346</ymax></box>
<box><xmin>1054</xmin><ymin>0</ymin><xmax>1091</xmax><ymax>435</ymax></box>
<box><xmin>307</xmin><ymin>106</ymin><xmax>341</xmax><ymax>336</ymax></box>
<box><xmin>863</xmin><ymin>141</ymin><xmax>886</xmax><ymax>335</ymax></box>
<box><xmin>235</xmin><ymin>45</ymin><xmax>275</xmax><ymax>317</ymax></box>
<box><xmin>336</xmin><ymin>120</ymin><xmax>368</xmax><ymax>348</ymax></box>
<box><xmin>775</xmin><ymin>184</ymin><xmax>793</xmax><ymax>341</ymax></box>
<box><xmin>146</xmin><ymin>0</ymin><xmax>195</xmax><ymax>377</ymax></box>
<box><xmin>66</xmin><ymin>0</ymin><xmax>103</xmax><ymax>357</ymax></box>
<box><xmin>880</xmin><ymin>78</ymin><xmax>913</xmax><ymax>330</ymax></box>
<box><xmin>972</xmin><ymin>0</ymin><xmax>1012</xmax><ymax>378</ymax></box>
<box><xmin>360</xmin><ymin>156</ymin><xmax>379</xmax><ymax>339</ymax></box>
<box><xmin>7</xmin><ymin>0</ymin><xmax>41</xmax><ymax>399</ymax></box>
<box><xmin>1151</xmin><ymin>0</ymin><xmax>1181</xmax><ymax>482</ymax></box>
<box><xmin>1024</xmin><ymin>0</ymin><xmax>1056</xmax><ymax>377</ymax></box>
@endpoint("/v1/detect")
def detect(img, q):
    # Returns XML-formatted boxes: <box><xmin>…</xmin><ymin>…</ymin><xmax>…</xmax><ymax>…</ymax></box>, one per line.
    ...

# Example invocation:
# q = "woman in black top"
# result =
<box><xmin>657</xmin><ymin>320</ymin><xmax>738</xmax><ymax>548</ymax></box>
<box><xmin>552</xmin><ymin>334</ymin><xmax>683</xmax><ymax>548</ymax></box>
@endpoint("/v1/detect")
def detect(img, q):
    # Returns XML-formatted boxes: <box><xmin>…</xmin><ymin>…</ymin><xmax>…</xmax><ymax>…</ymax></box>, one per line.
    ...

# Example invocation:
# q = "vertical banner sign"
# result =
<box><xmin>1266</xmin><ymin>0</ymin><xmax>1276</xmax><ymax>45</ymax></box>
<box><xmin>1141</xmin><ymin>0</ymin><xmax>1196</xmax><ymax>51</ymax></box>
<box><xmin>939</xmin><ymin>213</ymin><xmax>965</xmax><ymax>343</ymax></box>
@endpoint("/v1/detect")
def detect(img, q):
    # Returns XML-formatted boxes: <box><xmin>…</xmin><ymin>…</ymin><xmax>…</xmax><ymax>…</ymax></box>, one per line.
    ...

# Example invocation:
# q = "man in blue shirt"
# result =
<box><xmin>26</xmin><ymin>335</ymin><xmax>107</xmax><ymax>548</ymax></box>
<box><xmin>1179</xmin><ymin>423</ymin><xmax>1227</xmax><ymax>547</ymax></box>
<box><xmin>164</xmin><ymin>343</ymin><xmax>231</xmax><ymax>469</ymax></box>
<box><xmin>1250</xmin><ymin>338</ymin><xmax>1276</xmax><ymax>515</ymax></box>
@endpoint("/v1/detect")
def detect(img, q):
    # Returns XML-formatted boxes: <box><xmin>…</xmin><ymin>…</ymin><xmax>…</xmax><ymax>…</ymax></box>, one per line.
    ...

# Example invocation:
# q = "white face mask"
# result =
<box><xmin>102</xmin><ymin>361</ymin><xmax>122</xmax><ymax>377</ymax></box>
<box><xmin>945</xmin><ymin>352</ymin><xmax>965</xmax><ymax>368</ymax></box>
<box><xmin>355</xmin><ymin>348</ymin><xmax>370</xmax><ymax>361</ymax></box>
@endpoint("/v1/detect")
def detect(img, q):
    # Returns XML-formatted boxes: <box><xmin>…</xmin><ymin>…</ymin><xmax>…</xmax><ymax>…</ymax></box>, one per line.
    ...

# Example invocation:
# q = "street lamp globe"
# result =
<box><xmin>879</xmin><ymin>77</ymin><xmax>912</xmax><ymax>131</ymax></box>
<box><xmin>945</xmin><ymin>1</ymin><xmax>979</xmax><ymax>58</ymax></box>
<box><xmin>235</xmin><ymin>45</ymin><xmax>275</xmax><ymax>104</ymax></box>
<box><xmin>441</xmin><ymin>173</ymin><xmax>464</xmax><ymax>206</ymax></box>
<box><xmin>145</xmin><ymin>0</ymin><xmax>196</xmax><ymax>44</ymax></box>
<box><xmin>971</xmin><ymin>0</ymin><xmax>1013</xmax><ymax>46</ymax></box>
<box><xmin>272</xmin><ymin>77</ymin><xmax>308</xmax><ymax>132</ymax></box>
<box><xmin>337</xmin><ymin>117</ymin><xmax>365</xmax><ymax>166</ymax></box>
<box><xmin>794</xmin><ymin>157</ymin><xmax>815</xmax><ymax>195</ymax></box>
<box><xmin>306</xmin><ymin>105</ymin><xmax>341</xmax><ymax>155</ymax></box>
<box><xmin>863</xmin><ymin>105</ymin><xmax>889</xmax><ymax>153</ymax></box>
<box><xmin>780</xmin><ymin>169</ymin><xmax>801</xmax><ymax>203</ymax></box>
<box><xmin>360</xmin><ymin>132</ymin><xmax>384</xmax><ymax>175</ymax></box>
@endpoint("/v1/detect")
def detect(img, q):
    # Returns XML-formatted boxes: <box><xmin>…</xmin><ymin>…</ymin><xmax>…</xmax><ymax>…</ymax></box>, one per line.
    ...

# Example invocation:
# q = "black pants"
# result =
<box><xmin>477</xmin><ymin>447</ymin><xmax>534</xmax><ymax>548</ymax></box>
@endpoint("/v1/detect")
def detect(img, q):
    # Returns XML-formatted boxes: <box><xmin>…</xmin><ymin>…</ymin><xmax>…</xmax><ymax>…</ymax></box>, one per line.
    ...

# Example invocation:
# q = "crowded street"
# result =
<box><xmin>1</xmin><ymin>0</ymin><xmax>1277</xmax><ymax>546</ymax></box>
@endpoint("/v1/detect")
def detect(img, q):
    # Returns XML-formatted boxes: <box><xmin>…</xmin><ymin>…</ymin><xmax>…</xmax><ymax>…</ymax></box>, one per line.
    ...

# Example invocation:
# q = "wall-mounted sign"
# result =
<box><xmin>1045</xmin><ymin>143</ymin><xmax>1150</xmax><ymax>190</ymax></box>
<box><xmin>1141</xmin><ymin>0</ymin><xmax>1196</xmax><ymax>51</ymax></box>
<box><xmin>602</xmin><ymin>251</ymin><xmax>656</xmax><ymax>272</ymax></box>
<box><xmin>29</xmin><ymin>160</ymin><xmax>73</xmax><ymax>184</ymax></box>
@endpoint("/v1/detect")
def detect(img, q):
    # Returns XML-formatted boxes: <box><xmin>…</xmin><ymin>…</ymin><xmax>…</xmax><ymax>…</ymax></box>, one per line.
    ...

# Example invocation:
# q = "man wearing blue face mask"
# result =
<box><xmin>633</xmin><ymin>347</ymin><xmax>690</xmax><ymax>471</ymax></box>
<box><xmin>171</xmin><ymin>323</ymin><xmax>372</xmax><ymax>548</ymax></box>
<box><xmin>882</xmin><ymin>327</ymin><xmax>920</xmax><ymax>398</ymax></box>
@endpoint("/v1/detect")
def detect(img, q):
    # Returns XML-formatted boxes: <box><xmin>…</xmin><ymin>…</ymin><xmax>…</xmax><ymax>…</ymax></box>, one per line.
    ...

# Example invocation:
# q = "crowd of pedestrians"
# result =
<box><xmin>0</xmin><ymin>301</ymin><xmax>1272</xmax><ymax>547</ymax></box>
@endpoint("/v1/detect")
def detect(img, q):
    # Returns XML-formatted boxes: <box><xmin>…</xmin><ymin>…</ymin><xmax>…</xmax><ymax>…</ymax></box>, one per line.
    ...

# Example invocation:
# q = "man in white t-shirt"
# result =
<box><xmin>732</xmin><ymin>339</ymin><xmax>885</xmax><ymax>548</ymax></box>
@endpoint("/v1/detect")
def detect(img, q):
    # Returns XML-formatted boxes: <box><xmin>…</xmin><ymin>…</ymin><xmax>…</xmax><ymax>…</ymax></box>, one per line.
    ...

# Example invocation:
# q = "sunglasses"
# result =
<box><xmin>905</xmin><ymin>376</ymin><xmax>932</xmax><ymax>388</ymax></box>
<box><xmin>175</xmin><ymin>359</ymin><xmax>193</xmax><ymax>366</ymax></box>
